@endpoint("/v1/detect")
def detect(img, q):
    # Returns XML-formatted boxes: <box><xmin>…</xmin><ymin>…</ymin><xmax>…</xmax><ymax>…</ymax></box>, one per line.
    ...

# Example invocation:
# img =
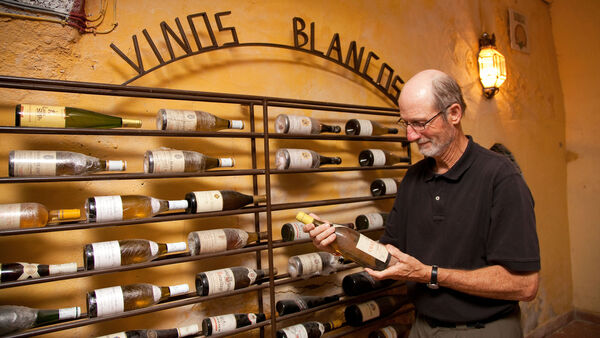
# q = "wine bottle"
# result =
<box><xmin>9</xmin><ymin>150</ymin><xmax>126</xmax><ymax>177</ymax></box>
<box><xmin>87</xmin><ymin>283</ymin><xmax>189</xmax><ymax>317</ymax></box>
<box><xmin>276</xmin><ymin>320</ymin><xmax>342</xmax><ymax>338</ymax></box>
<box><xmin>156</xmin><ymin>109</ymin><xmax>244</xmax><ymax>131</ymax></box>
<box><xmin>144</xmin><ymin>149</ymin><xmax>234</xmax><ymax>173</ymax></box>
<box><xmin>370</xmin><ymin>178</ymin><xmax>399</xmax><ymax>196</ymax></box>
<box><xmin>0</xmin><ymin>262</ymin><xmax>78</xmax><ymax>283</ymax></box>
<box><xmin>15</xmin><ymin>104</ymin><xmax>141</xmax><ymax>129</ymax></box>
<box><xmin>344</xmin><ymin>295</ymin><xmax>409</xmax><ymax>326</ymax></box>
<box><xmin>359</xmin><ymin>149</ymin><xmax>409</xmax><ymax>167</ymax></box>
<box><xmin>344</xmin><ymin>119</ymin><xmax>398</xmax><ymax>136</ymax></box>
<box><xmin>296</xmin><ymin>212</ymin><xmax>394</xmax><ymax>271</ymax></box>
<box><xmin>287</xmin><ymin>252</ymin><xmax>345</xmax><ymax>278</ymax></box>
<box><xmin>202</xmin><ymin>313</ymin><xmax>266</xmax><ymax>336</ymax></box>
<box><xmin>275</xmin><ymin>149</ymin><xmax>342</xmax><ymax>170</ymax></box>
<box><xmin>187</xmin><ymin>229</ymin><xmax>268</xmax><ymax>255</ymax></box>
<box><xmin>368</xmin><ymin>324</ymin><xmax>411</xmax><ymax>338</ymax></box>
<box><xmin>184</xmin><ymin>190</ymin><xmax>265</xmax><ymax>214</ymax></box>
<box><xmin>0</xmin><ymin>203</ymin><xmax>81</xmax><ymax>230</ymax></box>
<box><xmin>342</xmin><ymin>271</ymin><xmax>394</xmax><ymax>296</ymax></box>
<box><xmin>195</xmin><ymin>266</ymin><xmax>275</xmax><ymax>296</ymax></box>
<box><xmin>355</xmin><ymin>212</ymin><xmax>388</xmax><ymax>230</ymax></box>
<box><xmin>84</xmin><ymin>239</ymin><xmax>187</xmax><ymax>270</ymax></box>
<box><xmin>85</xmin><ymin>195</ymin><xmax>189</xmax><ymax>222</ymax></box>
<box><xmin>0</xmin><ymin>305</ymin><xmax>80</xmax><ymax>335</ymax></box>
<box><xmin>276</xmin><ymin>294</ymin><xmax>340</xmax><ymax>316</ymax></box>
<box><xmin>274</xmin><ymin>114</ymin><xmax>341</xmax><ymax>135</ymax></box>
<box><xmin>97</xmin><ymin>324</ymin><xmax>200</xmax><ymax>338</ymax></box>
<box><xmin>280</xmin><ymin>221</ymin><xmax>311</xmax><ymax>242</ymax></box>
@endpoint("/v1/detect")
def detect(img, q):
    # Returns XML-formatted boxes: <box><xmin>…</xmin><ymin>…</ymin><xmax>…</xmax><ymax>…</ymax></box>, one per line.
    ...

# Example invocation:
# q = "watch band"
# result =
<box><xmin>427</xmin><ymin>265</ymin><xmax>439</xmax><ymax>289</ymax></box>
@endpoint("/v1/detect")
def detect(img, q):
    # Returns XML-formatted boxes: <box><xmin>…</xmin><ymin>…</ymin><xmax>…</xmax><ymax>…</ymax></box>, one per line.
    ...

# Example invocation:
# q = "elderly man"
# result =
<box><xmin>305</xmin><ymin>70</ymin><xmax>540</xmax><ymax>337</ymax></box>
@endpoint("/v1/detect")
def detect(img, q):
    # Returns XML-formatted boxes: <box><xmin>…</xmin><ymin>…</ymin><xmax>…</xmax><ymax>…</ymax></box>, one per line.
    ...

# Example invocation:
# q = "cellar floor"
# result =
<box><xmin>545</xmin><ymin>320</ymin><xmax>600</xmax><ymax>337</ymax></box>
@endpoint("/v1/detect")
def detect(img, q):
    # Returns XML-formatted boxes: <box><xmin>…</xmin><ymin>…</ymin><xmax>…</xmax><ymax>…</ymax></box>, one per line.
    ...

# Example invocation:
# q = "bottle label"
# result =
<box><xmin>380</xmin><ymin>326</ymin><xmax>399</xmax><ymax>338</ymax></box>
<box><xmin>166</xmin><ymin>242</ymin><xmax>187</xmax><ymax>253</ymax></box>
<box><xmin>151</xmin><ymin>150</ymin><xmax>186</xmax><ymax>173</ymax></box>
<box><xmin>91</xmin><ymin>241</ymin><xmax>122</xmax><ymax>269</ymax></box>
<box><xmin>150</xmin><ymin>198</ymin><xmax>161</xmax><ymax>214</ymax></box>
<box><xmin>219</xmin><ymin>158</ymin><xmax>234</xmax><ymax>167</ymax></box>
<box><xmin>169</xmin><ymin>284</ymin><xmax>190</xmax><ymax>296</ymax></box>
<box><xmin>152</xmin><ymin>285</ymin><xmax>162</xmax><ymax>302</ymax></box>
<box><xmin>281</xmin><ymin>324</ymin><xmax>309</xmax><ymax>338</ymax></box>
<box><xmin>290</xmin><ymin>221</ymin><xmax>311</xmax><ymax>240</ymax></box>
<box><xmin>287</xmin><ymin>149</ymin><xmax>313</xmax><ymax>169</ymax></box>
<box><xmin>94</xmin><ymin>286</ymin><xmax>125</xmax><ymax>317</ymax></box>
<box><xmin>19</xmin><ymin>104</ymin><xmax>66</xmax><ymax>128</ymax></box>
<box><xmin>197</xmin><ymin>229</ymin><xmax>228</xmax><ymax>253</ymax></box>
<box><xmin>381</xmin><ymin>178</ymin><xmax>398</xmax><ymax>195</ymax></box>
<box><xmin>357</xmin><ymin>119</ymin><xmax>374</xmax><ymax>136</ymax></box>
<box><xmin>365</xmin><ymin>213</ymin><xmax>385</xmax><ymax>229</ymax></box>
<box><xmin>97</xmin><ymin>332</ymin><xmax>127</xmax><ymax>338</ymax></box>
<box><xmin>230</xmin><ymin>120</ymin><xmax>244</xmax><ymax>129</ymax></box>
<box><xmin>356</xmin><ymin>234</ymin><xmax>390</xmax><ymax>263</ymax></box>
<box><xmin>106</xmin><ymin>160</ymin><xmax>126</xmax><ymax>171</ymax></box>
<box><xmin>358</xmin><ymin>300</ymin><xmax>381</xmax><ymax>321</ymax></box>
<box><xmin>210</xmin><ymin>314</ymin><xmax>237</xmax><ymax>333</ymax></box>
<box><xmin>177</xmin><ymin>324</ymin><xmax>200</xmax><ymax>337</ymax></box>
<box><xmin>18</xmin><ymin>262</ymin><xmax>40</xmax><ymax>280</ymax></box>
<box><xmin>12</xmin><ymin>150</ymin><xmax>57</xmax><ymax>176</ymax></box>
<box><xmin>192</xmin><ymin>191</ymin><xmax>224</xmax><ymax>212</ymax></box>
<box><xmin>297</xmin><ymin>252</ymin><xmax>323</xmax><ymax>276</ymax></box>
<box><xmin>58</xmin><ymin>307</ymin><xmax>80</xmax><ymax>320</ymax></box>
<box><xmin>204</xmin><ymin>268</ymin><xmax>235</xmax><ymax>295</ymax></box>
<box><xmin>150</xmin><ymin>241</ymin><xmax>159</xmax><ymax>256</ymax></box>
<box><xmin>48</xmin><ymin>262</ymin><xmax>78</xmax><ymax>275</ymax></box>
<box><xmin>164</xmin><ymin>109</ymin><xmax>197</xmax><ymax>131</ymax></box>
<box><xmin>294</xmin><ymin>297</ymin><xmax>309</xmax><ymax>310</ymax></box>
<box><xmin>93</xmin><ymin>196</ymin><xmax>124</xmax><ymax>222</ymax></box>
<box><xmin>0</xmin><ymin>203</ymin><xmax>21</xmax><ymax>230</ymax></box>
<box><xmin>248</xmin><ymin>313</ymin><xmax>258</xmax><ymax>324</ymax></box>
<box><xmin>369</xmin><ymin>149</ymin><xmax>386</xmax><ymax>166</ymax></box>
<box><xmin>288</xmin><ymin>115</ymin><xmax>313</xmax><ymax>134</ymax></box>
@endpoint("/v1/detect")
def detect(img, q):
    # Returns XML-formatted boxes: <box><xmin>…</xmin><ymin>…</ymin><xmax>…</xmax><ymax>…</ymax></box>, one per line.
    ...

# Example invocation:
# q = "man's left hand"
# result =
<box><xmin>365</xmin><ymin>244</ymin><xmax>430</xmax><ymax>283</ymax></box>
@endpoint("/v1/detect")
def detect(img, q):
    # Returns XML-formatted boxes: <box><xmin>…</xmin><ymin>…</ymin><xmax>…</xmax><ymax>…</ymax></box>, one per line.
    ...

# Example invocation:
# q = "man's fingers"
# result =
<box><xmin>385</xmin><ymin>244</ymin><xmax>406</xmax><ymax>260</ymax></box>
<box><xmin>303</xmin><ymin>223</ymin><xmax>315</xmax><ymax>233</ymax></box>
<box><xmin>314</xmin><ymin>226</ymin><xmax>335</xmax><ymax>242</ymax></box>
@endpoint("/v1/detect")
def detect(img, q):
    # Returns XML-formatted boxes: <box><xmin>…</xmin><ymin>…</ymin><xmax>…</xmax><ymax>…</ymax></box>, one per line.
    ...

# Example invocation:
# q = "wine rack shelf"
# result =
<box><xmin>0</xmin><ymin>75</ymin><xmax>411</xmax><ymax>338</ymax></box>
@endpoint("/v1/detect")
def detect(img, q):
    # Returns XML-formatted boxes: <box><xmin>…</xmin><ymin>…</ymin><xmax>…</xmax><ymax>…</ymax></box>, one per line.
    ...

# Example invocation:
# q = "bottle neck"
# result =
<box><xmin>247</xmin><ymin>231</ymin><xmax>269</xmax><ymax>243</ymax></box>
<box><xmin>166</xmin><ymin>200</ymin><xmax>189</xmax><ymax>212</ymax></box>
<box><xmin>36</xmin><ymin>307</ymin><xmax>80</xmax><ymax>326</ymax></box>
<box><xmin>252</xmin><ymin>195</ymin><xmax>267</xmax><ymax>204</ymax></box>
<box><xmin>48</xmin><ymin>209</ymin><xmax>81</xmax><ymax>224</ymax></box>
<box><xmin>319</xmin><ymin>155</ymin><xmax>342</xmax><ymax>165</ymax></box>
<box><xmin>121</xmin><ymin>118</ymin><xmax>142</xmax><ymax>128</ymax></box>
<box><xmin>320</xmin><ymin>124</ymin><xmax>341</xmax><ymax>133</ymax></box>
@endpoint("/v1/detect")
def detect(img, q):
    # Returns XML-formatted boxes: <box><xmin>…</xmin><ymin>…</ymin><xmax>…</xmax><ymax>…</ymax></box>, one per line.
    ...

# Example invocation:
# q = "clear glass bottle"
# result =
<box><xmin>143</xmin><ymin>149</ymin><xmax>234</xmax><ymax>173</ymax></box>
<box><xmin>276</xmin><ymin>294</ymin><xmax>340</xmax><ymax>316</ymax></box>
<box><xmin>345</xmin><ymin>119</ymin><xmax>398</xmax><ymax>136</ymax></box>
<box><xmin>85</xmin><ymin>195</ymin><xmax>189</xmax><ymax>222</ymax></box>
<box><xmin>15</xmin><ymin>104</ymin><xmax>141</xmax><ymax>129</ymax></box>
<box><xmin>187</xmin><ymin>228</ymin><xmax>267</xmax><ymax>255</ymax></box>
<box><xmin>276</xmin><ymin>320</ymin><xmax>342</xmax><ymax>338</ymax></box>
<box><xmin>0</xmin><ymin>305</ymin><xmax>80</xmax><ymax>335</ymax></box>
<box><xmin>370</xmin><ymin>178</ymin><xmax>400</xmax><ymax>196</ymax></box>
<box><xmin>342</xmin><ymin>271</ymin><xmax>394</xmax><ymax>297</ymax></box>
<box><xmin>195</xmin><ymin>266</ymin><xmax>276</xmax><ymax>296</ymax></box>
<box><xmin>84</xmin><ymin>239</ymin><xmax>187</xmax><ymax>270</ymax></box>
<box><xmin>287</xmin><ymin>251</ymin><xmax>346</xmax><ymax>278</ymax></box>
<box><xmin>97</xmin><ymin>324</ymin><xmax>200</xmax><ymax>338</ymax></box>
<box><xmin>202</xmin><ymin>313</ymin><xmax>266</xmax><ymax>336</ymax></box>
<box><xmin>275</xmin><ymin>149</ymin><xmax>342</xmax><ymax>170</ymax></box>
<box><xmin>185</xmin><ymin>190</ymin><xmax>266</xmax><ymax>214</ymax></box>
<box><xmin>358</xmin><ymin>149</ymin><xmax>409</xmax><ymax>167</ymax></box>
<box><xmin>0</xmin><ymin>203</ymin><xmax>81</xmax><ymax>230</ymax></box>
<box><xmin>344</xmin><ymin>296</ymin><xmax>409</xmax><ymax>326</ymax></box>
<box><xmin>355</xmin><ymin>212</ymin><xmax>388</xmax><ymax>230</ymax></box>
<box><xmin>274</xmin><ymin>114</ymin><xmax>341</xmax><ymax>135</ymax></box>
<box><xmin>0</xmin><ymin>262</ymin><xmax>78</xmax><ymax>283</ymax></box>
<box><xmin>9</xmin><ymin>150</ymin><xmax>126</xmax><ymax>176</ymax></box>
<box><xmin>156</xmin><ymin>109</ymin><xmax>244</xmax><ymax>131</ymax></box>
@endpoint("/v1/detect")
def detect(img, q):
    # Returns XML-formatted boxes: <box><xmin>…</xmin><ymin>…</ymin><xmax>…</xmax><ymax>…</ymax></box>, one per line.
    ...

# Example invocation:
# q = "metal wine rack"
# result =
<box><xmin>0</xmin><ymin>75</ymin><xmax>413</xmax><ymax>337</ymax></box>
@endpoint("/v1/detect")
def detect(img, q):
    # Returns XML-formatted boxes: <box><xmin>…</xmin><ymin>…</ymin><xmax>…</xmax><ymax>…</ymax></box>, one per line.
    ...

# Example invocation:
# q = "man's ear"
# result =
<box><xmin>446</xmin><ymin>103</ymin><xmax>462</xmax><ymax>125</ymax></box>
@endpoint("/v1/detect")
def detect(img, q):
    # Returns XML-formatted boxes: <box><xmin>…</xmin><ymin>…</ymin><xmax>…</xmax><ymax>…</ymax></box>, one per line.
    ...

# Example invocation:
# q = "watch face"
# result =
<box><xmin>427</xmin><ymin>283</ymin><xmax>439</xmax><ymax>290</ymax></box>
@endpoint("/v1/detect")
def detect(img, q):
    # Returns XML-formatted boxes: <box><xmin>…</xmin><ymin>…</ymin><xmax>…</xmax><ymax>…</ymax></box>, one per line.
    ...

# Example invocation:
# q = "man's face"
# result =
<box><xmin>400</xmin><ymin>108</ymin><xmax>456</xmax><ymax>158</ymax></box>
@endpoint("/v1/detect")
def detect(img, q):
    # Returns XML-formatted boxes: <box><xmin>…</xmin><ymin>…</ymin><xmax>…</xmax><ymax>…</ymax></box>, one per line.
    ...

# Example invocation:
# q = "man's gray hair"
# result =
<box><xmin>431</xmin><ymin>74</ymin><xmax>467</xmax><ymax>114</ymax></box>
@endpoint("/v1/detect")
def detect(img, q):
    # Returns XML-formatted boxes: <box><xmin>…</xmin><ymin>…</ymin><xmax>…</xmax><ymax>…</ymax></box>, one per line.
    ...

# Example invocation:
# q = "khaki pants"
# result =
<box><xmin>408</xmin><ymin>309</ymin><xmax>523</xmax><ymax>338</ymax></box>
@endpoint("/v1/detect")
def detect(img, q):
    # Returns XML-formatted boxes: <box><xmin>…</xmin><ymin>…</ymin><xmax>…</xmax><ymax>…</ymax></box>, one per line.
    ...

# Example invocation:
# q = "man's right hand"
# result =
<box><xmin>302</xmin><ymin>212</ymin><xmax>337</xmax><ymax>254</ymax></box>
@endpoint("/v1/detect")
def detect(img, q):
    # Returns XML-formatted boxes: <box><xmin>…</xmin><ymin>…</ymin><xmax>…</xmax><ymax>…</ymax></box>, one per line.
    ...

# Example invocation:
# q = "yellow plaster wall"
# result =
<box><xmin>0</xmin><ymin>0</ymin><xmax>575</xmax><ymax>336</ymax></box>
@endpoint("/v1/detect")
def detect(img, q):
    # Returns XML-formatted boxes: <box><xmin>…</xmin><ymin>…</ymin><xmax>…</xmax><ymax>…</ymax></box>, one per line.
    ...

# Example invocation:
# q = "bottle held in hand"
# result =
<box><xmin>188</xmin><ymin>228</ymin><xmax>267</xmax><ymax>255</ymax></box>
<box><xmin>202</xmin><ymin>313</ymin><xmax>266</xmax><ymax>336</ymax></box>
<box><xmin>370</xmin><ymin>178</ymin><xmax>400</xmax><ymax>196</ymax></box>
<box><xmin>0</xmin><ymin>305</ymin><xmax>80</xmax><ymax>335</ymax></box>
<box><xmin>275</xmin><ymin>149</ymin><xmax>341</xmax><ymax>170</ymax></box>
<box><xmin>274</xmin><ymin>114</ymin><xmax>341</xmax><ymax>135</ymax></box>
<box><xmin>144</xmin><ymin>149</ymin><xmax>234</xmax><ymax>173</ymax></box>
<box><xmin>195</xmin><ymin>266</ymin><xmax>275</xmax><ymax>296</ymax></box>
<box><xmin>358</xmin><ymin>149</ymin><xmax>409</xmax><ymax>167</ymax></box>
<box><xmin>84</xmin><ymin>239</ymin><xmax>187</xmax><ymax>270</ymax></box>
<box><xmin>185</xmin><ymin>190</ymin><xmax>265</xmax><ymax>214</ymax></box>
<box><xmin>156</xmin><ymin>109</ymin><xmax>244</xmax><ymax>132</ymax></box>
<box><xmin>0</xmin><ymin>203</ymin><xmax>80</xmax><ymax>230</ymax></box>
<box><xmin>345</xmin><ymin>119</ymin><xmax>398</xmax><ymax>136</ymax></box>
<box><xmin>85</xmin><ymin>195</ymin><xmax>188</xmax><ymax>222</ymax></box>
<box><xmin>287</xmin><ymin>252</ymin><xmax>345</xmax><ymax>278</ymax></box>
<box><xmin>9</xmin><ymin>150</ymin><xmax>126</xmax><ymax>177</ymax></box>
<box><xmin>15</xmin><ymin>104</ymin><xmax>141</xmax><ymax>129</ymax></box>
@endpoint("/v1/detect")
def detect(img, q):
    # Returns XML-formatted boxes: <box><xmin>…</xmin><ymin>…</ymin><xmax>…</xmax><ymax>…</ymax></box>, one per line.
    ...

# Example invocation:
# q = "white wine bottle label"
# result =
<box><xmin>48</xmin><ymin>262</ymin><xmax>78</xmax><ymax>275</ymax></box>
<box><xmin>151</xmin><ymin>150</ymin><xmax>186</xmax><ymax>173</ymax></box>
<box><xmin>230</xmin><ymin>120</ymin><xmax>244</xmax><ymax>129</ymax></box>
<box><xmin>97</xmin><ymin>333</ymin><xmax>127</xmax><ymax>338</ymax></box>
<box><xmin>281</xmin><ymin>324</ymin><xmax>309</xmax><ymax>338</ymax></box>
<box><xmin>19</xmin><ymin>263</ymin><xmax>41</xmax><ymax>280</ymax></box>
<box><xmin>288</xmin><ymin>115</ymin><xmax>313</xmax><ymax>134</ymax></box>
<box><xmin>166</xmin><ymin>242</ymin><xmax>187</xmax><ymax>253</ymax></box>
<box><xmin>380</xmin><ymin>326</ymin><xmax>399</xmax><ymax>338</ymax></box>
<box><xmin>365</xmin><ymin>213</ymin><xmax>385</xmax><ymax>229</ymax></box>
<box><xmin>106</xmin><ymin>160</ymin><xmax>126</xmax><ymax>171</ymax></box>
<box><xmin>94</xmin><ymin>286</ymin><xmax>125</xmax><ymax>317</ymax></box>
<box><xmin>164</xmin><ymin>109</ymin><xmax>198</xmax><ymax>131</ymax></box>
<box><xmin>192</xmin><ymin>191</ymin><xmax>224</xmax><ymax>212</ymax></box>
<box><xmin>298</xmin><ymin>252</ymin><xmax>323</xmax><ymax>275</ymax></box>
<box><xmin>197</xmin><ymin>229</ymin><xmax>228</xmax><ymax>253</ymax></box>
<box><xmin>356</xmin><ymin>234</ymin><xmax>390</xmax><ymax>263</ymax></box>
<box><xmin>93</xmin><ymin>196</ymin><xmax>124</xmax><ymax>222</ymax></box>
<box><xmin>381</xmin><ymin>178</ymin><xmax>398</xmax><ymax>195</ymax></box>
<box><xmin>369</xmin><ymin>149</ymin><xmax>387</xmax><ymax>166</ymax></box>
<box><xmin>287</xmin><ymin>149</ymin><xmax>313</xmax><ymax>169</ymax></box>
<box><xmin>169</xmin><ymin>284</ymin><xmax>190</xmax><ymax>296</ymax></box>
<box><xmin>168</xmin><ymin>200</ymin><xmax>189</xmax><ymax>211</ymax></box>
<box><xmin>358</xmin><ymin>300</ymin><xmax>381</xmax><ymax>321</ymax></box>
<box><xmin>19</xmin><ymin>104</ymin><xmax>66</xmax><ymax>128</ymax></box>
<box><xmin>205</xmin><ymin>268</ymin><xmax>236</xmax><ymax>295</ymax></box>
<box><xmin>218</xmin><ymin>158</ymin><xmax>234</xmax><ymax>167</ymax></box>
<box><xmin>290</xmin><ymin>221</ymin><xmax>311</xmax><ymax>240</ymax></box>
<box><xmin>177</xmin><ymin>324</ymin><xmax>200</xmax><ymax>337</ymax></box>
<box><xmin>150</xmin><ymin>241</ymin><xmax>159</xmax><ymax>256</ymax></box>
<box><xmin>12</xmin><ymin>150</ymin><xmax>57</xmax><ymax>176</ymax></box>
<box><xmin>248</xmin><ymin>313</ymin><xmax>258</xmax><ymax>324</ymax></box>
<box><xmin>0</xmin><ymin>203</ymin><xmax>21</xmax><ymax>230</ymax></box>
<box><xmin>91</xmin><ymin>241</ymin><xmax>122</xmax><ymax>268</ymax></box>
<box><xmin>247</xmin><ymin>268</ymin><xmax>258</xmax><ymax>284</ymax></box>
<box><xmin>210</xmin><ymin>314</ymin><xmax>237</xmax><ymax>333</ymax></box>
<box><xmin>357</xmin><ymin>119</ymin><xmax>374</xmax><ymax>136</ymax></box>
<box><xmin>58</xmin><ymin>307</ymin><xmax>80</xmax><ymax>320</ymax></box>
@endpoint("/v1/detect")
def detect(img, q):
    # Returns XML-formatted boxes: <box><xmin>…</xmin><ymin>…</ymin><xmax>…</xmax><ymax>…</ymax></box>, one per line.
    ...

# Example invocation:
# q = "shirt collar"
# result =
<box><xmin>424</xmin><ymin>135</ymin><xmax>475</xmax><ymax>182</ymax></box>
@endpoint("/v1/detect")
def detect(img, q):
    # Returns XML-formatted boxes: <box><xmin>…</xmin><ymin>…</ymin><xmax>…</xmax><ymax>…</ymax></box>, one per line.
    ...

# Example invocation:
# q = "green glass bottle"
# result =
<box><xmin>15</xmin><ymin>104</ymin><xmax>142</xmax><ymax>129</ymax></box>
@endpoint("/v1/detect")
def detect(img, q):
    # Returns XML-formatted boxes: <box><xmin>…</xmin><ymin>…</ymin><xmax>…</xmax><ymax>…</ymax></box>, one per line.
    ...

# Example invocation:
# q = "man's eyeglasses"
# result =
<box><xmin>397</xmin><ymin>106</ymin><xmax>450</xmax><ymax>132</ymax></box>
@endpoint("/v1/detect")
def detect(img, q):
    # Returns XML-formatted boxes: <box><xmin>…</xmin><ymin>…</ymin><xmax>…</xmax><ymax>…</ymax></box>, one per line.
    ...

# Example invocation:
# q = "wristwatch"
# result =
<box><xmin>426</xmin><ymin>265</ymin><xmax>439</xmax><ymax>289</ymax></box>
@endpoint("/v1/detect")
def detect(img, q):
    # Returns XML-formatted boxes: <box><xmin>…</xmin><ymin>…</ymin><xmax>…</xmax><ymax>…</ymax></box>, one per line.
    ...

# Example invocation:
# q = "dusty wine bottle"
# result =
<box><xmin>144</xmin><ymin>149</ymin><xmax>234</xmax><ymax>173</ymax></box>
<box><xmin>280</xmin><ymin>221</ymin><xmax>311</xmax><ymax>242</ymax></box>
<box><xmin>296</xmin><ymin>212</ymin><xmax>395</xmax><ymax>271</ymax></box>
<box><xmin>368</xmin><ymin>324</ymin><xmax>411</xmax><ymax>338</ymax></box>
<box><xmin>195</xmin><ymin>266</ymin><xmax>275</xmax><ymax>296</ymax></box>
<box><xmin>202</xmin><ymin>313</ymin><xmax>266</xmax><ymax>336</ymax></box>
<box><xmin>370</xmin><ymin>178</ymin><xmax>400</xmax><ymax>196</ymax></box>
<box><xmin>84</xmin><ymin>239</ymin><xmax>187</xmax><ymax>270</ymax></box>
<box><xmin>0</xmin><ymin>262</ymin><xmax>77</xmax><ymax>283</ymax></box>
<box><xmin>15</xmin><ymin>104</ymin><xmax>141</xmax><ymax>129</ymax></box>
<box><xmin>87</xmin><ymin>283</ymin><xmax>189</xmax><ymax>317</ymax></box>
<box><xmin>345</xmin><ymin>119</ymin><xmax>398</xmax><ymax>136</ymax></box>
<box><xmin>275</xmin><ymin>149</ymin><xmax>342</xmax><ymax>170</ymax></box>
<box><xmin>0</xmin><ymin>203</ymin><xmax>80</xmax><ymax>230</ymax></box>
<box><xmin>359</xmin><ymin>149</ymin><xmax>409</xmax><ymax>167</ymax></box>
<box><xmin>0</xmin><ymin>305</ymin><xmax>80</xmax><ymax>335</ymax></box>
<box><xmin>187</xmin><ymin>229</ymin><xmax>268</xmax><ymax>255</ymax></box>
<box><xmin>97</xmin><ymin>324</ymin><xmax>200</xmax><ymax>338</ymax></box>
<box><xmin>9</xmin><ymin>150</ymin><xmax>126</xmax><ymax>177</ymax></box>
<box><xmin>185</xmin><ymin>190</ymin><xmax>265</xmax><ymax>214</ymax></box>
<box><xmin>344</xmin><ymin>295</ymin><xmax>409</xmax><ymax>326</ymax></box>
<box><xmin>342</xmin><ymin>271</ymin><xmax>395</xmax><ymax>296</ymax></box>
<box><xmin>276</xmin><ymin>294</ymin><xmax>340</xmax><ymax>316</ymax></box>
<box><xmin>156</xmin><ymin>109</ymin><xmax>244</xmax><ymax>131</ymax></box>
<box><xmin>85</xmin><ymin>195</ymin><xmax>189</xmax><ymax>222</ymax></box>
<box><xmin>274</xmin><ymin>114</ymin><xmax>341</xmax><ymax>135</ymax></box>
<box><xmin>287</xmin><ymin>252</ymin><xmax>345</xmax><ymax>278</ymax></box>
<box><xmin>276</xmin><ymin>320</ymin><xmax>342</xmax><ymax>338</ymax></box>
<box><xmin>355</xmin><ymin>212</ymin><xmax>388</xmax><ymax>230</ymax></box>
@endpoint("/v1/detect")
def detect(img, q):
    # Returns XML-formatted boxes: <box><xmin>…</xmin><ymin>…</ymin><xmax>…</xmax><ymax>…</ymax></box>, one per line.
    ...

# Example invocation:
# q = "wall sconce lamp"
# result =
<box><xmin>478</xmin><ymin>33</ymin><xmax>507</xmax><ymax>98</ymax></box>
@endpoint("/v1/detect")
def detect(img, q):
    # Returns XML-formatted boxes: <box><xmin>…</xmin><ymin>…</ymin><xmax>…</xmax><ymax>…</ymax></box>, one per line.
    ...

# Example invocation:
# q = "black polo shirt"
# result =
<box><xmin>380</xmin><ymin>136</ymin><xmax>540</xmax><ymax>323</ymax></box>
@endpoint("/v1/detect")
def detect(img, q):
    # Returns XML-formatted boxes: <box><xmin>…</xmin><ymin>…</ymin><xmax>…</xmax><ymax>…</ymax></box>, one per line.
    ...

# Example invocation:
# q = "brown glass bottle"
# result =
<box><xmin>344</xmin><ymin>295</ymin><xmax>409</xmax><ymax>326</ymax></box>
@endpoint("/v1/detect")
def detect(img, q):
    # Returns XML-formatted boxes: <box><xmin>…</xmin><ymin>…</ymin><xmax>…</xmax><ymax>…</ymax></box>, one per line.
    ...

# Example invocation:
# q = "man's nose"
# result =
<box><xmin>406</xmin><ymin>125</ymin><xmax>421</xmax><ymax>142</ymax></box>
